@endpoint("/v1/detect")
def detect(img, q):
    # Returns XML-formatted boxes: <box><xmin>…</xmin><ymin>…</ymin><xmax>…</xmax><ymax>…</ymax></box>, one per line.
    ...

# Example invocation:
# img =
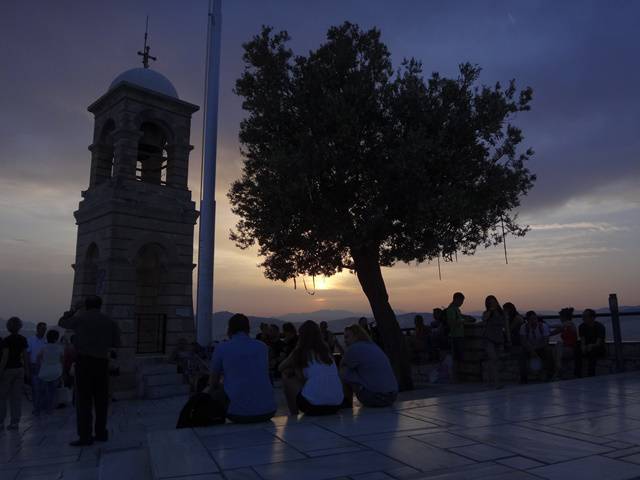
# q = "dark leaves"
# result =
<box><xmin>228</xmin><ymin>23</ymin><xmax>535</xmax><ymax>281</ymax></box>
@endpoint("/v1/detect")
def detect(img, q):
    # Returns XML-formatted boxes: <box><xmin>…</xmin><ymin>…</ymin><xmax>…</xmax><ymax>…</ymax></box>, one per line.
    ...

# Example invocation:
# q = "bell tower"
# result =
<box><xmin>70</xmin><ymin>52</ymin><xmax>200</xmax><ymax>371</ymax></box>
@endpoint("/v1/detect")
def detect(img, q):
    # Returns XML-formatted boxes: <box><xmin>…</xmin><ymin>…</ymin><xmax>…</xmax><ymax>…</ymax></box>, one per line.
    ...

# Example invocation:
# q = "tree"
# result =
<box><xmin>229</xmin><ymin>22</ymin><xmax>535</xmax><ymax>390</ymax></box>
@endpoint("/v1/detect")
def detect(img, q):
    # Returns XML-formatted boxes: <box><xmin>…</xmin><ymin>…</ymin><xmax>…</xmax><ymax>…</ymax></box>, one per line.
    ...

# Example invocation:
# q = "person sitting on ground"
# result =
<box><xmin>340</xmin><ymin>324</ymin><xmax>398</xmax><ymax>408</ymax></box>
<box><xmin>0</xmin><ymin>317</ymin><xmax>30</xmax><ymax>430</ymax></box>
<box><xmin>206</xmin><ymin>313</ymin><xmax>276</xmax><ymax>423</ymax></box>
<box><xmin>575</xmin><ymin>308</ymin><xmax>606</xmax><ymax>377</ymax></box>
<box><xmin>503</xmin><ymin>302</ymin><xmax>524</xmax><ymax>347</ymax></box>
<box><xmin>482</xmin><ymin>295</ymin><xmax>506</xmax><ymax>389</ymax></box>
<box><xmin>519</xmin><ymin>311</ymin><xmax>555</xmax><ymax>383</ymax></box>
<box><xmin>36</xmin><ymin>329</ymin><xmax>64</xmax><ymax>415</ymax></box>
<box><xmin>444</xmin><ymin>292</ymin><xmax>475</xmax><ymax>381</ymax></box>
<box><xmin>279</xmin><ymin>320</ymin><xmax>344</xmax><ymax>416</ymax></box>
<box><xmin>554</xmin><ymin>307</ymin><xmax>578</xmax><ymax>378</ymax></box>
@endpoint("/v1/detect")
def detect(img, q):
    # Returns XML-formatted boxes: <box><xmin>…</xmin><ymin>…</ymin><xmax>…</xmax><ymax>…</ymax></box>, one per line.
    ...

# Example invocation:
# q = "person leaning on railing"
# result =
<box><xmin>575</xmin><ymin>308</ymin><xmax>606</xmax><ymax>377</ymax></box>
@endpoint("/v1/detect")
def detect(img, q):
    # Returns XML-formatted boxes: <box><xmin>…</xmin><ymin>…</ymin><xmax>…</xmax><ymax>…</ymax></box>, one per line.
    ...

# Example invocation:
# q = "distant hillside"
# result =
<box><xmin>278</xmin><ymin>309</ymin><xmax>364</xmax><ymax>323</ymax></box>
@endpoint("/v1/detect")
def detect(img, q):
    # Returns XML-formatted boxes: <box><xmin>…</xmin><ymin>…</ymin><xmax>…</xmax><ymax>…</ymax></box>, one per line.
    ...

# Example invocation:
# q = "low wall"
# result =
<box><xmin>457</xmin><ymin>323</ymin><xmax>640</xmax><ymax>382</ymax></box>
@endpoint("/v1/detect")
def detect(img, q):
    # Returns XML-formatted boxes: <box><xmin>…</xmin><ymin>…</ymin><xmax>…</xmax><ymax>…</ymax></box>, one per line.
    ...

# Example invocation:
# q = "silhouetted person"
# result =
<box><xmin>555</xmin><ymin>307</ymin><xmax>578</xmax><ymax>377</ymax></box>
<box><xmin>0</xmin><ymin>317</ymin><xmax>30</xmax><ymax>430</ymax></box>
<box><xmin>36</xmin><ymin>330</ymin><xmax>63</xmax><ymax>415</ymax></box>
<box><xmin>27</xmin><ymin>322</ymin><xmax>47</xmax><ymax>415</ymax></box>
<box><xmin>503</xmin><ymin>302</ymin><xmax>524</xmax><ymax>347</ymax></box>
<box><xmin>576</xmin><ymin>308</ymin><xmax>606</xmax><ymax>377</ymax></box>
<box><xmin>341</xmin><ymin>324</ymin><xmax>397</xmax><ymax>407</ymax></box>
<box><xmin>519</xmin><ymin>311</ymin><xmax>555</xmax><ymax>383</ymax></box>
<box><xmin>59</xmin><ymin>296</ymin><xmax>120</xmax><ymax>446</ymax></box>
<box><xmin>320</xmin><ymin>321</ymin><xmax>343</xmax><ymax>355</ymax></box>
<box><xmin>280</xmin><ymin>321</ymin><xmax>343</xmax><ymax>416</ymax></box>
<box><xmin>206</xmin><ymin>313</ymin><xmax>276</xmax><ymax>423</ymax></box>
<box><xmin>445</xmin><ymin>292</ymin><xmax>474</xmax><ymax>381</ymax></box>
<box><xmin>482</xmin><ymin>295</ymin><xmax>506</xmax><ymax>389</ymax></box>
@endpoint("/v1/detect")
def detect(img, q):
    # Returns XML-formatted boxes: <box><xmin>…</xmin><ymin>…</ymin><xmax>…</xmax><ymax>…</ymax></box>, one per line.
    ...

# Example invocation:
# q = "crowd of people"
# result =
<box><xmin>0</xmin><ymin>318</ymin><xmax>78</xmax><ymax>431</ymax></box>
<box><xmin>405</xmin><ymin>292</ymin><xmax>608</xmax><ymax>388</ymax></box>
<box><xmin>1</xmin><ymin>292</ymin><xmax>611</xmax><ymax>434</ymax></box>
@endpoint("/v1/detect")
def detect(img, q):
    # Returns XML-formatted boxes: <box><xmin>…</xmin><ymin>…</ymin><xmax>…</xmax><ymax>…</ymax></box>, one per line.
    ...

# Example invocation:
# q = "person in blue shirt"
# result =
<box><xmin>206</xmin><ymin>313</ymin><xmax>276</xmax><ymax>423</ymax></box>
<box><xmin>340</xmin><ymin>324</ymin><xmax>398</xmax><ymax>408</ymax></box>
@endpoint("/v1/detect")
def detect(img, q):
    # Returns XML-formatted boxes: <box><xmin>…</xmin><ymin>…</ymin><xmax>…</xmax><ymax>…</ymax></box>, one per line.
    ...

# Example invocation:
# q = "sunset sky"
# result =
<box><xmin>1</xmin><ymin>0</ymin><xmax>638</xmax><ymax>324</ymax></box>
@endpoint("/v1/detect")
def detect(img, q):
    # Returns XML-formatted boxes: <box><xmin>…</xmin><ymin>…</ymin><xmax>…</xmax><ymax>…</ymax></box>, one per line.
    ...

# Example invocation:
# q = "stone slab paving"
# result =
<box><xmin>5</xmin><ymin>373</ymin><xmax>640</xmax><ymax>478</ymax></box>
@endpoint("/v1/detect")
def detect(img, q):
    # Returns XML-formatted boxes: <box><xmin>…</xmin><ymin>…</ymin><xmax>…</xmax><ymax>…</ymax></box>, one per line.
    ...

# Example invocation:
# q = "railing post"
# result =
<box><xmin>609</xmin><ymin>293</ymin><xmax>625</xmax><ymax>373</ymax></box>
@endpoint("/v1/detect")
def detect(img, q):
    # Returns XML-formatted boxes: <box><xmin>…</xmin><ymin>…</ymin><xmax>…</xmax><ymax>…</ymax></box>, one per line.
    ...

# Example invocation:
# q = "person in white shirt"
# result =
<box><xmin>28</xmin><ymin>322</ymin><xmax>47</xmax><ymax>415</ymax></box>
<box><xmin>36</xmin><ymin>330</ymin><xmax>64</xmax><ymax>415</ymax></box>
<box><xmin>279</xmin><ymin>320</ymin><xmax>343</xmax><ymax>416</ymax></box>
<box><xmin>519</xmin><ymin>311</ymin><xmax>555</xmax><ymax>383</ymax></box>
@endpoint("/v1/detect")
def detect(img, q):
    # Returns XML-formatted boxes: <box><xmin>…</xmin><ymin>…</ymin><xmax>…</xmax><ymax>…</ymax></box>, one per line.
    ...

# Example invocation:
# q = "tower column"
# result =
<box><xmin>88</xmin><ymin>144</ymin><xmax>114</xmax><ymax>186</ymax></box>
<box><xmin>166</xmin><ymin>144</ymin><xmax>192</xmax><ymax>189</ymax></box>
<box><xmin>112</xmin><ymin>129</ymin><xmax>142</xmax><ymax>179</ymax></box>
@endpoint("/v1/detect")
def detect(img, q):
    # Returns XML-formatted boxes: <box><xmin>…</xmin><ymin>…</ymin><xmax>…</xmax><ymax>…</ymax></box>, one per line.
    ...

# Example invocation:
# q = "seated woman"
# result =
<box><xmin>279</xmin><ymin>321</ymin><xmax>343</xmax><ymax>416</ymax></box>
<box><xmin>554</xmin><ymin>307</ymin><xmax>578</xmax><ymax>377</ymax></box>
<box><xmin>340</xmin><ymin>324</ymin><xmax>398</xmax><ymax>408</ymax></box>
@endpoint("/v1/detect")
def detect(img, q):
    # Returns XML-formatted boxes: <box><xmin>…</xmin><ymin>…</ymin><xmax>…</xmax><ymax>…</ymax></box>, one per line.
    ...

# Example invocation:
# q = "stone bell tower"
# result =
<box><xmin>70</xmin><ymin>52</ymin><xmax>200</xmax><ymax>372</ymax></box>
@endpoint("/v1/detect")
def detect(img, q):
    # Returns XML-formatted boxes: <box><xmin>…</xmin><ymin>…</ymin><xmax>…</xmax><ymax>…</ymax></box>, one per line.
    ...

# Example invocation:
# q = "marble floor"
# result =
<box><xmin>4</xmin><ymin>373</ymin><xmax>640</xmax><ymax>479</ymax></box>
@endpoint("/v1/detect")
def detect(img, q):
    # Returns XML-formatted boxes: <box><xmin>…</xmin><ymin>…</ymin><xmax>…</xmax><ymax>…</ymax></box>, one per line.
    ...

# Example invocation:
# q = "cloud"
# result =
<box><xmin>530</xmin><ymin>222</ymin><xmax>628</xmax><ymax>233</ymax></box>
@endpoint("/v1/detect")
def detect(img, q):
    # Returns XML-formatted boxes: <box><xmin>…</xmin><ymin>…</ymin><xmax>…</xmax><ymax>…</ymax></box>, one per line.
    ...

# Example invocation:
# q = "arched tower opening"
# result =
<box><xmin>137</xmin><ymin>122</ymin><xmax>168</xmax><ymax>185</ymax></box>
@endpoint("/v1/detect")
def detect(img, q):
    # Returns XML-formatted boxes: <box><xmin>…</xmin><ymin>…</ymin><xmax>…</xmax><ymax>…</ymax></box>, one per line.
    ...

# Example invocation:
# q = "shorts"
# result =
<box><xmin>296</xmin><ymin>392</ymin><xmax>341</xmax><ymax>416</ymax></box>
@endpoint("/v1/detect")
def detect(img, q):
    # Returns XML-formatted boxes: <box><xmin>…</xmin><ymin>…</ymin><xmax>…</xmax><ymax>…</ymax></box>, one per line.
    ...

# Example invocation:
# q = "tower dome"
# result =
<box><xmin>109</xmin><ymin>68</ymin><xmax>179</xmax><ymax>98</ymax></box>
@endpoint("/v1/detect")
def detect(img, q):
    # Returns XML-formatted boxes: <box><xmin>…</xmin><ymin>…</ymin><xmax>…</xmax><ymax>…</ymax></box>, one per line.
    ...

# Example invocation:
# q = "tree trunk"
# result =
<box><xmin>351</xmin><ymin>246</ymin><xmax>414</xmax><ymax>391</ymax></box>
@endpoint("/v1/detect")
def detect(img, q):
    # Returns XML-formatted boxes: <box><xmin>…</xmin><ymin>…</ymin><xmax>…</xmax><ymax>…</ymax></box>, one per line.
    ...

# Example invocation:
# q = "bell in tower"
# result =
<box><xmin>70</xmin><ymin>40</ymin><xmax>200</xmax><ymax>374</ymax></box>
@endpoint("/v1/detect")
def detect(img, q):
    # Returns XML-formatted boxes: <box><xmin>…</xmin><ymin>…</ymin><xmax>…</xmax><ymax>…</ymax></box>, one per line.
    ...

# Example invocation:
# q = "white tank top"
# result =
<box><xmin>301</xmin><ymin>359</ymin><xmax>344</xmax><ymax>406</ymax></box>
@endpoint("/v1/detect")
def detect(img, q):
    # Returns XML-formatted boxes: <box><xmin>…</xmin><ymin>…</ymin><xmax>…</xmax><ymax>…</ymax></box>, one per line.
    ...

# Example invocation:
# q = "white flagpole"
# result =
<box><xmin>196</xmin><ymin>0</ymin><xmax>222</xmax><ymax>345</ymax></box>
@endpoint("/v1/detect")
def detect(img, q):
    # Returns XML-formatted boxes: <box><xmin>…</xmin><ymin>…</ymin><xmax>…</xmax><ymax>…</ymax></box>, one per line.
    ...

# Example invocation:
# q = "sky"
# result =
<box><xmin>0</xmin><ymin>0</ymin><xmax>639</xmax><ymax>324</ymax></box>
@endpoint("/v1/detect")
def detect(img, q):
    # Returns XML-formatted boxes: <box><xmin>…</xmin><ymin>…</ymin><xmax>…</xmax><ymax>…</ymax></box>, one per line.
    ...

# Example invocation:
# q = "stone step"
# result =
<box><xmin>139</xmin><ymin>364</ymin><xmax>178</xmax><ymax>376</ymax></box>
<box><xmin>112</xmin><ymin>388</ymin><xmax>139</xmax><ymax>401</ymax></box>
<box><xmin>144</xmin><ymin>373</ymin><xmax>184</xmax><ymax>387</ymax></box>
<box><xmin>145</xmin><ymin>383</ymin><xmax>190</xmax><ymax>399</ymax></box>
<box><xmin>147</xmin><ymin>429</ymin><xmax>219</xmax><ymax>479</ymax></box>
<box><xmin>99</xmin><ymin>447</ymin><xmax>153</xmax><ymax>480</ymax></box>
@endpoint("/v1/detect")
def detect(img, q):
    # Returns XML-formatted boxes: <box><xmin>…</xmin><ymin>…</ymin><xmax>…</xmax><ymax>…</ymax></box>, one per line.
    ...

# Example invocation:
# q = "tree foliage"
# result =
<box><xmin>229</xmin><ymin>22</ymin><xmax>535</xmax><ymax>283</ymax></box>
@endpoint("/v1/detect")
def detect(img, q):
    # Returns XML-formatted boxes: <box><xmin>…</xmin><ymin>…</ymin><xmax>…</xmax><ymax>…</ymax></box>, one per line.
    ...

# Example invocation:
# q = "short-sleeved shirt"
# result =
<box><xmin>58</xmin><ymin>310</ymin><xmax>120</xmax><ymax>359</ymax></box>
<box><xmin>210</xmin><ymin>333</ymin><xmax>276</xmax><ymax>417</ymax></box>
<box><xmin>446</xmin><ymin>305</ymin><xmax>465</xmax><ymax>338</ymax></box>
<box><xmin>341</xmin><ymin>341</ymin><xmax>398</xmax><ymax>394</ymax></box>
<box><xmin>519</xmin><ymin>322</ymin><xmax>550</xmax><ymax>350</ymax></box>
<box><xmin>28</xmin><ymin>335</ymin><xmax>47</xmax><ymax>364</ymax></box>
<box><xmin>1</xmin><ymin>334</ymin><xmax>28</xmax><ymax>369</ymax></box>
<box><xmin>579</xmin><ymin>321</ymin><xmax>606</xmax><ymax>346</ymax></box>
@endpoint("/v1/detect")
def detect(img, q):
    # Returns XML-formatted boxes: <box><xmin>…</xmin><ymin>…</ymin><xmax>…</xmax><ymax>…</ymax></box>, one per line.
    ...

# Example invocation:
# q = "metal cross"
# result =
<box><xmin>137</xmin><ymin>16</ymin><xmax>157</xmax><ymax>69</ymax></box>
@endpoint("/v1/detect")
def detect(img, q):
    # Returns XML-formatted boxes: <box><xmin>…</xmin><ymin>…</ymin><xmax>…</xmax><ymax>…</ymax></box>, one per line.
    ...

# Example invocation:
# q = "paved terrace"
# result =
<box><xmin>5</xmin><ymin>373</ymin><xmax>640</xmax><ymax>479</ymax></box>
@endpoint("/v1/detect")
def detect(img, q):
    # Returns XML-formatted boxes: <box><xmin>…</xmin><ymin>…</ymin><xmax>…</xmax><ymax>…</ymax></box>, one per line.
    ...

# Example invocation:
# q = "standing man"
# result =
<box><xmin>27</xmin><ymin>322</ymin><xmax>47</xmax><ymax>415</ymax></box>
<box><xmin>445</xmin><ymin>292</ymin><xmax>473</xmax><ymax>382</ymax></box>
<box><xmin>59</xmin><ymin>296</ymin><xmax>120</xmax><ymax>446</ymax></box>
<box><xmin>576</xmin><ymin>308</ymin><xmax>606</xmax><ymax>377</ymax></box>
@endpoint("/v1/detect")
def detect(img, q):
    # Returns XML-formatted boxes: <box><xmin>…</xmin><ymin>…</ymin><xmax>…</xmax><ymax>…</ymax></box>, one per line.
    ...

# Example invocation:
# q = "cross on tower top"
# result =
<box><xmin>137</xmin><ymin>16</ymin><xmax>157</xmax><ymax>69</ymax></box>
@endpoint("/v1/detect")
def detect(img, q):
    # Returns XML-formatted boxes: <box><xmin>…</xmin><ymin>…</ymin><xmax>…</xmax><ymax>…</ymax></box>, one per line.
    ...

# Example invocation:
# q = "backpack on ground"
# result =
<box><xmin>176</xmin><ymin>393</ymin><xmax>225</xmax><ymax>429</ymax></box>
